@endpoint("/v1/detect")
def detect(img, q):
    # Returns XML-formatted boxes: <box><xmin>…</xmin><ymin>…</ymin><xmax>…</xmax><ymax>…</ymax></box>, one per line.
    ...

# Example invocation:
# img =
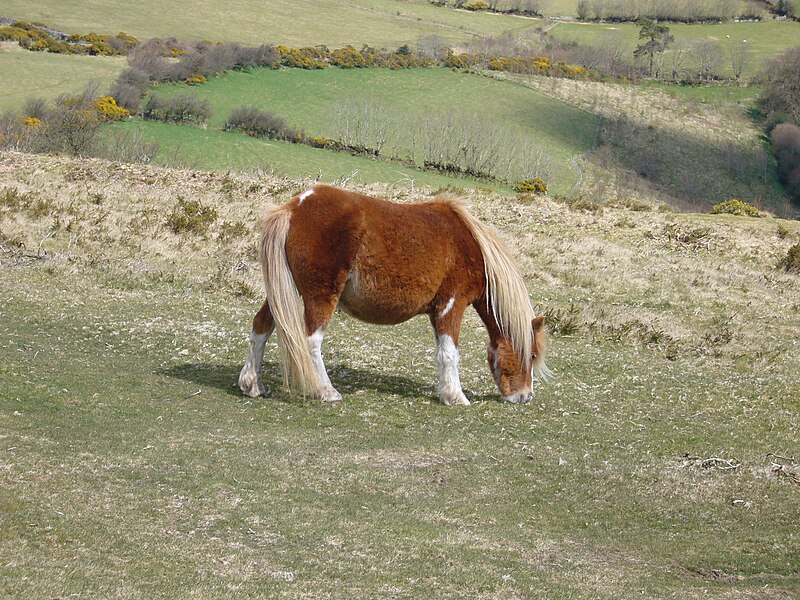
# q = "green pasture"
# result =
<box><xmin>115</xmin><ymin>119</ymin><xmax>507</xmax><ymax>191</ymax></box>
<box><xmin>0</xmin><ymin>44</ymin><xmax>124</xmax><ymax>112</ymax></box>
<box><xmin>145</xmin><ymin>67</ymin><xmax>599</xmax><ymax>193</ymax></box>
<box><xmin>0</xmin><ymin>0</ymin><xmax>539</xmax><ymax>48</ymax></box>
<box><xmin>548</xmin><ymin>19</ymin><xmax>800</xmax><ymax>77</ymax></box>
<box><xmin>1</xmin><ymin>153</ymin><xmax>798</xmax><ymax>598</ymax></box>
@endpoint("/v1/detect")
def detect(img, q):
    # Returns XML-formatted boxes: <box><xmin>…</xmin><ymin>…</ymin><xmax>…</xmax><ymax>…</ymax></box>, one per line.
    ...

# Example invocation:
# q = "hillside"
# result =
<box><xmin>1</xmin><ymin>151</ymin><xmax>798</xmax><ymax>598</ymax></box>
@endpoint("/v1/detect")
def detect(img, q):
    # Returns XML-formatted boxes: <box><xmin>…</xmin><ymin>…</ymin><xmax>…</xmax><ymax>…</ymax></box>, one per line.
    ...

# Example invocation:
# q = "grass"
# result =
<box><xmin>0</xmin><ymin>43</ymin><xmax>125</xmax><ymax>112</ymax></box>
<box><xmin>144</xmin><ymin>67</ymin><xmax>600</xmax><ymax>193</ymax></box>
<box><xmin>0</xmin><ymin>0</ymin><xmax>539</xmax><ymax>48</ymax></box>
<box><xmin>547</xmin><ymin>19</ymin><xmax>800</xmax><ymax>78</ymax></box>
<box><xmin>1</xmin><ymin>151</ymin><xmax>799</xmax><ymax>598</ymax></box>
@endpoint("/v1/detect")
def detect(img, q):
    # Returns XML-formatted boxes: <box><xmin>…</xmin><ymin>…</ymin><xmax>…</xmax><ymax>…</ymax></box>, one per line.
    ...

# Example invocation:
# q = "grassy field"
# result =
<box><xmin>1</xmin><ymin>151</ymin><xmax>799</xmax><ymax>598</ymax></box>
<box><xmin>0</xmin><ymin>43</ymin><xmax>125</xmax><ymax>112</ymax></box>
<box><xmin>485</xmin><ymin>70</ymin><xmax>789</xmax><ymax>212</ymax></box>
<box><xmin>143</xmin><ymin>67</ymin><xmax>599</xmax><ymax>194</ymax></box>
<box><xmin>114</xmin><ymin>119</ymin><xmax>508</xmax><ymax>192</ymax></box>
<box><xmin>0</xmin><ymin>0</ymin><xmax>538</xmax><ymax>48</ymax></box>
<box><xmin>548</xmin><ymin>19</ymin><xmax>800</xmax><ymax>78</ymax></box>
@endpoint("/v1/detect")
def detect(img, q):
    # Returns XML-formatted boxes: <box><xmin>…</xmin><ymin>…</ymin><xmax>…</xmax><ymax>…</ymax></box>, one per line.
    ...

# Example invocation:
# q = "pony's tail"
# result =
<box><xmin>532</xmin><ymin>316</ymin><xmax>553</xmax><ymax>382</ymax></box>
<box><xmin>260</xmin><ymin>205</ymin><xmax>322</xmax><ymax>396</ymax></box>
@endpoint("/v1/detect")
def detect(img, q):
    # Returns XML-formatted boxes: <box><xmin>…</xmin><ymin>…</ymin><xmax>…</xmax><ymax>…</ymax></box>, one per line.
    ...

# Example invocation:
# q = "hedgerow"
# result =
<box><xmin>224</xmin><ymin>106</ymin><xmax>302</xmax><ymax>141</ymax></box>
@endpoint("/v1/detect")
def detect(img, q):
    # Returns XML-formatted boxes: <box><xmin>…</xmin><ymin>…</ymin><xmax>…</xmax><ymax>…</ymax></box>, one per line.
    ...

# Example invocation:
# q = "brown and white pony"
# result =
<box><xmin>239</xmin><ymin>185</ymin><xmax>550</xmax><ymax>405</ymax></box>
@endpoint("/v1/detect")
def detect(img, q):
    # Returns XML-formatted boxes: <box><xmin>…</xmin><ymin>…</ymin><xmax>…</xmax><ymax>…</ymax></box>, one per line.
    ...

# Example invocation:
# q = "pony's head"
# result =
<box><xmin>487</xmin><ymin>316</ymin><xmax>548</xmax><ymax>404</ymax></box>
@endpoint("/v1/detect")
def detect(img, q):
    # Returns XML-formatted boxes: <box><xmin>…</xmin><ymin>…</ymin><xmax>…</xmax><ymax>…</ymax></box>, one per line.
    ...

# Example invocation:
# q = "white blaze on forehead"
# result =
<box><xmin>298</xmin><ymin>188</ymin><xmax>315</xmax><ymax>205</ymax></box>
<box><xmin>438</xmin><ymin>296</ymin><xmax>456</xmax><ymax>319</ymax></box>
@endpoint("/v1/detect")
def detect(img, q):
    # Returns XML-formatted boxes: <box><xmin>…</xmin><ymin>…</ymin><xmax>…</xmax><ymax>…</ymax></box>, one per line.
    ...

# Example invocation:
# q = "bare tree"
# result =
<box><xmin>694</xmin><ymin>39</ymin><xmax>723</xmax><ymax>81</ymax></box>
<box><xmin>577</xmin><ymin>0</ymin><xmax>591</xmax><ymax>20</ymax></box>
<box><xmin>665</xmin><ymin>39</ymin><xmax>692</xmax><ymax>82</ymax></box>
<box><xmin>417</xmin><ymin>35</ymin><xmax>449</xmax><ymax>60</ymax></box>
<box><xmin>730</xmin><ymin>41</ymin><xmax>750</xmax><ymax>84</ymax></box>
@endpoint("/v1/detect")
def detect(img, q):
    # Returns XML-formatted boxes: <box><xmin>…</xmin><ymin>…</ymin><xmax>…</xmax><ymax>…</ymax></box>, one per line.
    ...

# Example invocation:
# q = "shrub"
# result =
<box><xmin>166</xmin><ymin>197</ymin><xmax>218</xmax><ymax>235</ymax></box>
<box><xmin>464</xmin><ymin>1</ymin><xmax>490</xmax><ymax>10</ymax></box>
<box><xmin>772</xmin><ymin>123</ymin><xmax>800</xmax><ymax>202</ymax></box>
<box><xmin>110</xmin><ymin>68</ymin><xmax>151</xmax><ymax>110</ymax></box>
<box><xmin>330</xmin><ymin>45</ymin><xmax>366</xmax><ymax>68</ymax></box>
<box><xmin>710</xmin><ymin>199</ymin><xmax>762</xmax><ymax>217</ymax></box>
<box><xmin>185</xmin><ymin>74</ymin><xmax>207</xmax><ymax>85</ymax></box>
<box><xmin>143</xmin><ymin>93</ymin><xmax>211</xmax><ymax>125</ymax></box>
<box><xmin>514</xmin><ymin>178</ymin><xmax>548</xmax><ymax>195</ymax></box>
<box><xmin>92</xmin><ymin>96</ymin><xmax>130</xmax><ymax>121</ymax></box>
<box><xmin>779</xmin><ymin>243</ymin><xmax>800</xmax><ymax>273</ymax></box>
<box><xmin>22</xmin><ymin>117</ymin><xmax>44</xmax><ymax>128</ymax></box>
<box><xmin>759</xmin><ymin>46</ymin><xmax>800</xmax><ymax>126</ymax></box>
<box><xmin>224</xmin><ymin>106</ymin><xmax>301</xmax><ymax>141</ymax></box>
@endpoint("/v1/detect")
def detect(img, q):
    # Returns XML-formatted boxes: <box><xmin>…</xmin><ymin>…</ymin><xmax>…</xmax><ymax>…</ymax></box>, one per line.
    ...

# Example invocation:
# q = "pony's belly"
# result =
<box><xmin>337</xmin><ymin>272</ymin><xmax>428</xmax><ymax>325</ymax></box>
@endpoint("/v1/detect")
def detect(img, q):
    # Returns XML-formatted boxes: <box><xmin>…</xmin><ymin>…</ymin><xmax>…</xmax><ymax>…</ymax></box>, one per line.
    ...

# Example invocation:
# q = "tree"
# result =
<box><xmin>694</xmin><ymin>39</ymin><xmax>723</xmax><ymax>81</ymax></box>
<box><xmin>634</xmin><ymin>18</ymin><xmax>673</xmax><ymax>79</ymax></box>
<box><xmin>759</xmin><ymin>46</ymin><xmax>800</xmax><ymax>126</ymax></box>
<box><xmin>730</xmin><ymin>41</ymin><xmax>750</xmax><ymax>84</ymax></box>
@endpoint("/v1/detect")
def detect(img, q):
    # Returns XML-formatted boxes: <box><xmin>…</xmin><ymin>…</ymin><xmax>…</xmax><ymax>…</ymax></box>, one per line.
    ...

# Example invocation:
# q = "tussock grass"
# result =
<box><xmin>1</xmin><ymin>151</ymin><xmax>798</xmax><ymax>598</ymax></box>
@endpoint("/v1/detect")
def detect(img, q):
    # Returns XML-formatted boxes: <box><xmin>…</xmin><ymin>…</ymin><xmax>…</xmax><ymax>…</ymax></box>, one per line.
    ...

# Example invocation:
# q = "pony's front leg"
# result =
<box><xmin>432</xmin><ymin>298</ymin><xmax>470</xmax><ymax>406</ymax></box>
<box><xmin>239</xmin><ymin>300</ymin><xmax>275</xmax><ymax>397</ymax></box>
<box><xmin>435</xmin><ymin>334</ymin><xmax>470</xmax><ymax>406</ymax></box>
<box><xmin>308</xmin><ymin>327</ymin><xmax>342</xmax><ymax>403</ymax></box>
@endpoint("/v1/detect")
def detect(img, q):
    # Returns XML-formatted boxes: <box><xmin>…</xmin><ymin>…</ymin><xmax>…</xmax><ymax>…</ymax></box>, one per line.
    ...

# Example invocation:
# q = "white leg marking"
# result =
<box><xmin>438</xmin><ymin>296</ymin><xmax>456</xmax><ymax>319</ymax></box>
<box><xmin>239</xmin><ymin>331</ymin><xmax>270</xmax><ymax>397</ymax></box>
<box><xmin>298</xmin><ymin>188</ymin><xmax>314</xmax><ymax>205</ymax></box>
<box><xmin>308</xmin><ymin>328</ymin><xmax>342</xmax><ymax>402</ymax></box>
<box><xmin>436</xmin><ymin>334</ymin><xmax>470</xmax><ymax>406</ymax></box>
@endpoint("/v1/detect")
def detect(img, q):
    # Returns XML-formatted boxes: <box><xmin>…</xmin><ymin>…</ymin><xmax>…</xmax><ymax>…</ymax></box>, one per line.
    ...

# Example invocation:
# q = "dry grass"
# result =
<box><xmin>1</xmin><ymin>151</ymin><xmax>798</xmax><ymax>598</ymax></box>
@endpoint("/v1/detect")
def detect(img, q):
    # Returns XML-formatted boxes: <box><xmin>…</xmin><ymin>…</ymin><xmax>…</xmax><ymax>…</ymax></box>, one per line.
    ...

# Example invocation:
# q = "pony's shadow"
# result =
<box><xmin>160</xmin><ymin>361</ymin><xmax>434</xmax><ymax>400</ymax></box>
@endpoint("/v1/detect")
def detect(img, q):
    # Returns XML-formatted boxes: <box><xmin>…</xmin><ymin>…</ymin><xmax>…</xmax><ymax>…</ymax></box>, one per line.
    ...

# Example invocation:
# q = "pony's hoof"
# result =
<box><xmin>239</xmin><ymin>374</ymin><xmax>267</xmax><ymax>398</ymax></box>
<box><xmin>440</xmin><ymin>392</ymin><xmax>471</xmax><ymax>406</ymax></box>
<box><xmin>320</xmin><ymin>388</ymin><xmax>343</xmax><ymax>403</ymax></box>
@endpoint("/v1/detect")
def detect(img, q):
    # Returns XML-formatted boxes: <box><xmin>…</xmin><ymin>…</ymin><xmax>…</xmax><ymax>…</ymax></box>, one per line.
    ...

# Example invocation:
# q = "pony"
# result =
<box><xmin>238</xmin><ymin>185</ymin><xmax>550</xmax><ymax>405</ymax></box>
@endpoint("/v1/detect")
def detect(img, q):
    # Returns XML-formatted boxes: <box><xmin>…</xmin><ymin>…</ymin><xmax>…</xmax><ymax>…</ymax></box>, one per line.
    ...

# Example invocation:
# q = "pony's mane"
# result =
<box><xmin>438</xmin><ymin>195</ymin><xmax>535</xmax><ymax>366</ymax></box>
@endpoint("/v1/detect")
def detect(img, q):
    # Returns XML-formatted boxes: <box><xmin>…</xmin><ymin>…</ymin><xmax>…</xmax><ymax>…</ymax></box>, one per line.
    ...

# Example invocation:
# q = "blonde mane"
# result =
<box><xmin>442</xmin><ymin>198</ymin><xmax>536</xmax><ymax>367</ymax></box>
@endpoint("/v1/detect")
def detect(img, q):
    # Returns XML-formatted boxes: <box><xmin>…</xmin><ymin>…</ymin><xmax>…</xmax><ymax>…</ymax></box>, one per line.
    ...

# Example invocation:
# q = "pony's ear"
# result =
<box><xmin>531</xmin><ymin>316</ymin><xmax>545</xmax><ymax>333</ymax></box>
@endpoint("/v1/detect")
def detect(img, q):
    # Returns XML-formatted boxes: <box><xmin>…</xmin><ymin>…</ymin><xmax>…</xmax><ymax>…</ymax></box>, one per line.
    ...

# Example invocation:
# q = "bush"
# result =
<box><xmin>779</xmin><ymin>243</ymin><xmax>800</xmax><ymax>273</ymax></box>
<box><xmin>143</xmin><ymin>93</ymin><xmax>211</xmax><ymax>125</ymax></box>
<box><xmin>166</xmin><ymin>197</ymin><xmax>218</xmax><ymax>235</ymax></box>
<box><xmin>92</xmin><ymin>96</ymin><xmax>130</xmax><ymax>121</ymax></box>
<box><xmin>772</xmin><ymin>123</ymin><xmax>800</xmax><ymax>202</ymax></box>
<box><xmin>110</xmin><ymin>68</ymin><xmax>151</xmax><ymax>110</ymax></box>
<box><xmin>224</xmin><ymin>106</ymin><xmax>301</xmax><ymax>141</ymax></box>
<box><xmin>514</xmin><ymin>178</ymin><xmax>548</xmax><ymax>195</ymax></box>
<box><xmin>759</xmin><ymin>47</ymin><xmax>800</xmax><ymax>126</ymax></box>
<box><xmin>710</xmin><ymin>199</ymin><xmax>762</xmax><ymax>217</ymax></box>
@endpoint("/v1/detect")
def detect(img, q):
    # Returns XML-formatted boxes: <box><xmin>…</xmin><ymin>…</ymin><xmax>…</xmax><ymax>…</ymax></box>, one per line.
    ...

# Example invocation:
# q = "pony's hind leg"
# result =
<box><xmin>431</xmin><ymin>296</ymin><xmax>470</xmax><ymax>406</ymax></box>
<box><xmin>239</xmin><ymin>300</ymin><xmax>275</xmax><ymax>397</ymax></box>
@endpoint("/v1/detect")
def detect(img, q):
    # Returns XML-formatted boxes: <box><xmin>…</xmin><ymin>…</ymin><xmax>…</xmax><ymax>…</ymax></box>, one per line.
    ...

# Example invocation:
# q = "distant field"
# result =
<box><xmin>0</xmin><ymin>43</ymin><xmax>124</xmax><ymax>112</ymax></box>
<box><xmin>548</xmin><ymin>19</ymin><xmax>800</xmax><ymax>77</ymax></box>
<box><xmin>115</xmin><ymin>120</ymin><xmax>508</xmax><ymax>191</ymax></box>
<box><xmin>0</xmin><ymin>0</ymin><xmax>539</xmax><ymax>47</ymax></box>
<box><xmin>144</xmin><ymin>67</ymin><xmax>599</xmax><ymax>193</ymax></box>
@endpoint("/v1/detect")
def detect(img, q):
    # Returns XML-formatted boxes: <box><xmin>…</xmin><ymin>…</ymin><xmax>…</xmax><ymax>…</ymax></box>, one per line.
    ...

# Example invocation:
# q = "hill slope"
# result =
<box><xmin>1</xmin><ymin>152</ymin><xmax>798</xmax><ymax>598</ymax></box>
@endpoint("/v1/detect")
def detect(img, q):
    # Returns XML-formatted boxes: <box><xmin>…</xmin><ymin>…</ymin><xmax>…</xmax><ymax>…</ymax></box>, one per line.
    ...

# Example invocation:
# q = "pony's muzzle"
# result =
<box><xmin>503</xmin><ymin>391</ymin><xmax>532</xmax><ymax>404</ymax></box>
